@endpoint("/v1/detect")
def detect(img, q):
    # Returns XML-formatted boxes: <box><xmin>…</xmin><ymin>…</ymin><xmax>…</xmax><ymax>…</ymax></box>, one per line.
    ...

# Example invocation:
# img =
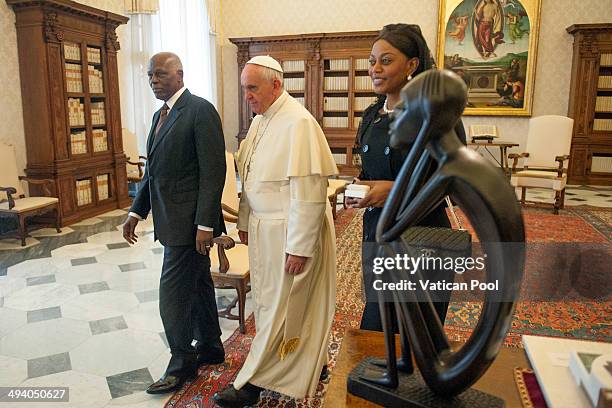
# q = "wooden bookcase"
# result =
<box><xmin>7</xmin><ymin>0</ymin><xmax>130</xmax><ymax>225</ymax></box>
<box><xmin>567</xmin><ymin>24</ymin><xmax>612</xmax><ymax>185</ymax></box>
<box><xmin>230</xmin><ymin>31</ymin><xmax>379</xmax><ymax>176</ymax></box>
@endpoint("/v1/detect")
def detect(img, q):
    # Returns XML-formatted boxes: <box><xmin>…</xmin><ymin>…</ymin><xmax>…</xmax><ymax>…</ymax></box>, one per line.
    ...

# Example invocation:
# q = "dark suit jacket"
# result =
<box><xmin>130</xmin><ymin>89</ymin><xmax>226</xmax><ymax>246</ymax></box>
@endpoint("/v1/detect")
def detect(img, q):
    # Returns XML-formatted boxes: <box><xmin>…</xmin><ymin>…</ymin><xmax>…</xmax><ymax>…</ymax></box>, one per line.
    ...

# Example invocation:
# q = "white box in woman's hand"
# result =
<box><xmin>345</xmin><ymin>184</ymin><xmax>370</xmax><ymax>199</ymax></box>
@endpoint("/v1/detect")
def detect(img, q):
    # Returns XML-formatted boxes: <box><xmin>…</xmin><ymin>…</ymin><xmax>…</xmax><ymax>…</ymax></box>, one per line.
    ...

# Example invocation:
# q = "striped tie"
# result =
<box><xmin>154</xmin><ymin>103</ymin><xmax>169</xmax><ymax>139</ymax></box>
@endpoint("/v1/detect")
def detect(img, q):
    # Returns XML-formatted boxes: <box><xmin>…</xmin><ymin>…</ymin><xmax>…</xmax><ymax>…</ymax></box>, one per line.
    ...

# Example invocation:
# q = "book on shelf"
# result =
<box><xmin>281</xmin><ymin>60</ymin><xmax>304</xmax><ymax>72</ymax></box>
<box><xmin>76</xmin><ymin>179</ymin><xmax>92</xmax><ymax>206</ymax></box>
<box><xmin>332</xmin><ymin>153</ymin><xmax>346</xmax><ymax>165</ymax></box>
<box><xmin>595</xmin><ymin>96</ymin><xmax>612</xmax><ymax>112</ymax></box>
<box><xmin>65</xmin><ymin>63</ymin><xmax>83</xmax><ymax>93</ymax></box>
<box><xmin>354</xmin><ymin>75</ymin><xmax>374</xmax><ymax>90</ymax></box>
<box><xmin>598</xmin><ymin>76</ymin><xmax>612</xmax><ymax>88</ymax></box>
<box><xmin>87</xmin><ymin>47</ymin><xmax>101</xmax><ymax>65</ymax></box>
<box><xmin>284</xmin><ymin>77</ymin><xmax>305</xmax><ymax>92</ymax></box>
<box><xmin>67</xmin><ymin>98</ymin><xmax>85</xmax><ymax>126</ymax></box>
<box><xmin>88</xmin><ymin>65</ymin><xmax>104</xmax><ymax>93</ymax></box>
<box><xmin>96</xmin><ymin>174</ymin><xmax>109</xmax><ymax>200</ymax></box>
<box><xmin>92</xmin><ymin>129</ymin><xmax>108</xmax><ymax>152</ymax></box>
<box><xmin>354</xmin><ymin>96</ymin><xmax>377</xmax><ymax>111</ymax></box>
<box><xmin>323</xmin><ymin>116</ymin><xmax>348</xmax><ymax>128</ymax></box>
<box><xmin>327</xmin><ymin>59</ymin><xmax>349</xmax><ymax>71</ymax></box>
<box><xmin>324</xmin><ymin>96</ymin><xmax>349</xmax><ymax>111</ymax></box>
<box><xmin>91</xmin><ymin>101</ymin><xmax>106</xmax><ymax>125</ymax></box>
<box><xmin>354</xmin><ymin>58</ymin><xmax>369</xmax><ymax>70</ymax></box>
<box><xmin>324</xmin><ymin>76</ymin><xmax>348</xmax><ymax>91</ymax></box>
<box><xmin>63</xmin><ymin>42</ymin><xmax>81</xmax><ymax>60</ymax></box>
<box><xmin>593</xmin><ymin>119</ymin><xmax>612</xmax><ymax>132</ymax></box>
<box><xmin>70</xmin><ymin>131</ymin><xmax>87</xmax><ymax>154</ymax></box>
<box><xmin>600</xmin><ymin>53</ymin><xmax>612</xmax><ymax>67</ymax></box>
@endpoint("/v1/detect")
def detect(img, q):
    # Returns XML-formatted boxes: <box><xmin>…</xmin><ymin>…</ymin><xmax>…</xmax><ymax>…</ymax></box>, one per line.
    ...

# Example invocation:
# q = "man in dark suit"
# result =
<box><xmin>122</xmin><ymin>52</ymin><xmax>226</xmax><ymax>394</ymax></box>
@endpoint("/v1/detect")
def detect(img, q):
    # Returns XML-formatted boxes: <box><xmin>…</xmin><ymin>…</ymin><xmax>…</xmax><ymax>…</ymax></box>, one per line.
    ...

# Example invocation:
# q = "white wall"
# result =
<box><xmin>219</xmin><ymin>0</ymin><xmax>612</xmax><ymax>153</ymax></box>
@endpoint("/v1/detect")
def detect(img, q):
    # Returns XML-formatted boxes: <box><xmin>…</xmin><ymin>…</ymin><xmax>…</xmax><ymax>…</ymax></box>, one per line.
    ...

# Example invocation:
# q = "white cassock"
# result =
<box><xmin>234</xmin><ymin>91</ymin><xmax>338</xmax><ymax>398</ymax></box>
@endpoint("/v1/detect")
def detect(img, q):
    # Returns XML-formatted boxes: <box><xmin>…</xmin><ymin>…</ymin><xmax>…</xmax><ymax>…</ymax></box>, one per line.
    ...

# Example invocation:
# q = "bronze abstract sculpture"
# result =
<box><xmin>348</xmin><ymin>69</ymin><xmax>525</xmax><ymax>406</ymax></box>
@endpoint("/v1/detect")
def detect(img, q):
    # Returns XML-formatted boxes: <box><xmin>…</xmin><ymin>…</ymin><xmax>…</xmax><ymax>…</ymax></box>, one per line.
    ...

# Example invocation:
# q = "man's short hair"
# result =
<box><xmin>260</xmin><ymin>66</ymin><xmax>284</xmax><ymax>87</ymax></box>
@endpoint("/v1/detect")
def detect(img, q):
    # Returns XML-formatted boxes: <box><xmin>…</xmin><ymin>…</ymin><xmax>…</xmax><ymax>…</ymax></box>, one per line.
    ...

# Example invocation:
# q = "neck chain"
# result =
<box><xmin>383</xmin><ymin>98</ymin><xmax>394</xmax><ymax>114</ymax></box>
<box><xmin>244</xmin><ymin>97</ymin><xmax>287</xmax><ymax>181</ymax></box>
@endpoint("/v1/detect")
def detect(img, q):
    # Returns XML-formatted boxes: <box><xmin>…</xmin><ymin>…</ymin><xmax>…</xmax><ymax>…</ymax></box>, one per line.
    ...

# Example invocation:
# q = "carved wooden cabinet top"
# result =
<box><xmin>6</xmin><ymin>0</ymin><xmax>128</xmax><ymax>25</ymax></box>
<box><xmin>566</xmin><ymin>23</ymin><xmax>612</xmax><ymax>35</ymax></box>
<box><xmin>229</xmin><ymin>30</ymin><xmax>378</xmax><ymax>45</ymax></box>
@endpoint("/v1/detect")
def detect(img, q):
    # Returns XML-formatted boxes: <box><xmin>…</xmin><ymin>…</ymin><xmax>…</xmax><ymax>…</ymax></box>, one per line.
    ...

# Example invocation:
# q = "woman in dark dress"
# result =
<box><xmin>346</xmin><ymin>24</ymin><xmax>464</xmax><ymax>338</ymax></box>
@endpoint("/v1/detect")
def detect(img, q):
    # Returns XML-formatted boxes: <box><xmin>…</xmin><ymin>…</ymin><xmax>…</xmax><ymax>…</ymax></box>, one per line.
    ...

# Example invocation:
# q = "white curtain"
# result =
<box><xmin>122</xmin><ymin>0</ymin><xmax>216</xmax><ymax>155</ymax></box>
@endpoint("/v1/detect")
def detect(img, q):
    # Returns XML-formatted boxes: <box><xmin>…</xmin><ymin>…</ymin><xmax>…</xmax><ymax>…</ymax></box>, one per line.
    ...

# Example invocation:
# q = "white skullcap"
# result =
<box><xmin>246</xmin><ymin>55</ymin><xmax>283</xmax><ymax>73</ymax></box>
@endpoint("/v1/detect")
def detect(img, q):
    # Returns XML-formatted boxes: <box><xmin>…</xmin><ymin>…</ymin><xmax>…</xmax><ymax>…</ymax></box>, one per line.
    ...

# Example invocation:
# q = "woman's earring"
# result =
<box><xmin>407</xmin><ymin>73</ymin><xmax>413</xmax><ymax>81</ymax></box>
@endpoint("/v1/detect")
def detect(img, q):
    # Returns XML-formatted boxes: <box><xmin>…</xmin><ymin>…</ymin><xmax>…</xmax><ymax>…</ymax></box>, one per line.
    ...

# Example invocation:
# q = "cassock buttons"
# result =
<box><xmin>373</xmin><ymin>117</ymin><xmax>382</xmax><ymax>124</ymax></box>
<box><xmin>362</xmin><ymin>145</ymin><xmax>369</xmax><ymax>153</ymax></box>
<box><xmin>384</xmin><ymin>146</ymin><xmax>390</xmax><ymax>155</ymax></box>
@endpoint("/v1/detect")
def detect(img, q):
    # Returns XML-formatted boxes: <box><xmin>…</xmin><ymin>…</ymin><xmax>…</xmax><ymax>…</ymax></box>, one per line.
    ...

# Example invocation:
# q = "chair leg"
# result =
<box><xmin>55</xmin><ymin>208</ymin><xmax>61</xmax><ymax>233</ymax></box>
<box><xmin>559</xmin><ymin>189</ymin><xmax>566</xmax><ymax>210</ymax></box>
<box><xmin>18</xmin><ymin>215</ymin><xmax>26</xmax><ymax>246</ymax></box>
<box><xmin>236</xmin><ymin>279</ymin><xmax>247</xmax><ymax>334</ymax></box>
<box><xmin>553</xmin><ymin>190</ymin><xmax>562</xmax><ymax>215</ymax></box>
<box><xmin>331</xmin><ymin>193</ymin><xmax>337</xmax><ymax>220</ymax></box>
<box><xmin>520</xmin><ymin>187</ymin><xmax>526</xmax><ymax>204</ymax></box>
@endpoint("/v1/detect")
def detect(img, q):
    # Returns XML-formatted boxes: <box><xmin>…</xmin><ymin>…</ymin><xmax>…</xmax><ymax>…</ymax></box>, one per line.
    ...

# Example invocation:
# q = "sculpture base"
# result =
<box><xmin>348</xmin><ymin>357</ymin><xmax>505</xmax><ymax>408</ymax></box>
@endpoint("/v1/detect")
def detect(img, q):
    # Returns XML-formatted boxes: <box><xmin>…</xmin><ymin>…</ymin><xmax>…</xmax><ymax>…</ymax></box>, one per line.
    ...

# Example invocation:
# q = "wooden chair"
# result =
<box><xmin>122</xmin><ymin>129</ymin><xmax>147</xmax><ymax>184</ymax></box>
<box><xmin>0</xmin><ymin>142</ymin><xmax>61</xmax><ymax>246</ymax></box>
<box><xmin>328</xmin><ymin>178</ymin><xmax>349</xmax><ymax>219</ymax></box>
<box><xmin>508</xmin><ymin>115</ymin><xmax>574</xmax><ymax>214</ymax></box>
<box><xmin>209</xmin><ymin>151</ymin><xmax>250</xmax><ymax>333</ymax></box>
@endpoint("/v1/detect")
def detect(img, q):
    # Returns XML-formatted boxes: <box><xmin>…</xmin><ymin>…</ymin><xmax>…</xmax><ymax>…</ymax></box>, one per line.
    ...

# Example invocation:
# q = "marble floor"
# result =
<box><xmin>0</xmin><ymin>214</ymin><xmax>253</xmax><ymax>407</ymax></box>
<box><xmin>0</xmin><ymin>184</ymin><xmax>610</xmax><ymax>407</ymax></box>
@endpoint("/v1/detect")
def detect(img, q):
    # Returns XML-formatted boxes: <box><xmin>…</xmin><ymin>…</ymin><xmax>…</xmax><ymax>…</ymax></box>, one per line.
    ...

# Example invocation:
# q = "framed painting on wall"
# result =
<box><xmin>437</xmin><ymin>0</ymin><xmax>542</xmax><ymax>116</ymax></box>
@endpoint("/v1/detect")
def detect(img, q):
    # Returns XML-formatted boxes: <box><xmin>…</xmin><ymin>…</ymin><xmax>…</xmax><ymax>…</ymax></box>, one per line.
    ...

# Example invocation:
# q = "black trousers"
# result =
<box><xmin>159</xmin><ymin>245</ymin><xmax>221</xmax><ymax>376</ymax></box>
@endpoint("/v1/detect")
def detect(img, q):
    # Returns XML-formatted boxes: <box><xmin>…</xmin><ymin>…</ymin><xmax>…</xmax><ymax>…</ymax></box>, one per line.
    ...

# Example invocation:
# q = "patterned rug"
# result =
<box><xmin>166</xmin><ymin>206</ymin><xmax>611</xmax><ymax>407</ymax></box>
<box><xmin>446</xmin><ymin>206</ymin><xmax>611</xmax><ymax>346</ymax></box>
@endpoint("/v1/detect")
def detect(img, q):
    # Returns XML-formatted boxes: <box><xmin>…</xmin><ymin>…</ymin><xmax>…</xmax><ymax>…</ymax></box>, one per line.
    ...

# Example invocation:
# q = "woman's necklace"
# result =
<box><xmin>383</xmin><ymin>97</ymin><xmax>394</xmax><ymax>114</ymax></box>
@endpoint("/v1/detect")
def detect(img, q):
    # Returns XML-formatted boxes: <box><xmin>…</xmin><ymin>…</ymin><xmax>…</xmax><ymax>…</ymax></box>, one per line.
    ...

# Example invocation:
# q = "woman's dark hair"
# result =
<box><xmin>375</xmin><ymin>23</ymin><xmax>435</xmax><ymax>77</ymax></box>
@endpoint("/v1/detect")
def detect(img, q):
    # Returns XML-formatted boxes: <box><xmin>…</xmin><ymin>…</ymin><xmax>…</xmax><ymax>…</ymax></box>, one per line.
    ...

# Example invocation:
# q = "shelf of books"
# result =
<box><xmin>63</xmin><ymin>41</ymin><xmax>110</xmax><ymax>157</ymax></box>
<box><xmin>322</xmin><ymin>57</ymin><xmax>377</xmax><ymax>131</ymax></box>
<box><xmin>594</xmin><ymin>53</ymin><xmax>612</xmax><ymax>134</ymax></box>
<box><xmin>353</xmin><ymin>57</ymin><xmax>377</xmax><ymax>129</ymax></box>
<box><xmin>96</xmin><ymin>173</ymin><xmax>111</xmax><ymax>201</ymax></box>
<box><xmin>282</xmin><ymin>60</ymin><xmax>306</xmax><ymax>106</ymax></box>
<box><xmin>322</xmin><ymin>58</ymin><xmax>350</xmax><ymax>129</ymax></box>
<box><xmin>75</xmin><ymin>178</ymin><xmax>93</xmax><ymax>207</ymax></box>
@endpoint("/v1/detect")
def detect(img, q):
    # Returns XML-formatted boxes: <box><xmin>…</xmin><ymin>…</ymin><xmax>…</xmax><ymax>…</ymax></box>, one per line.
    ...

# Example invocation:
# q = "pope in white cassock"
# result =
<box><xmin>213</xmin><ymin>56</ymin><xmax>338</xmax><ymax>406</ymax></box>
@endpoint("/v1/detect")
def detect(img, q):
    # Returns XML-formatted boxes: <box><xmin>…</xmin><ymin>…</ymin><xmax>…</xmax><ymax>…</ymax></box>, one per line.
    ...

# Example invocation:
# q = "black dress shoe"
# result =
<box><xmin>197</xmin><ymin>351</ymin><xmax>225</xmax><ymax>366</ymax></box>
<box><xmin>196</xmin><ymin>339</ymin><xmax>225</xmax><ymax>366</ymax></box>
<box><xmin>145</xmin><ymin>374</ymin><xmax>194</xmax><ymax>394</ymax></box>
<box><xmin>320</xmin><ymin>364</ymin><xmax>329</xmax><ymax>382</ymax></box>
<box><xmin>212</xmin><ymin>383</ymin><xmax>261</xmax><ymax>407</ymax></box>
